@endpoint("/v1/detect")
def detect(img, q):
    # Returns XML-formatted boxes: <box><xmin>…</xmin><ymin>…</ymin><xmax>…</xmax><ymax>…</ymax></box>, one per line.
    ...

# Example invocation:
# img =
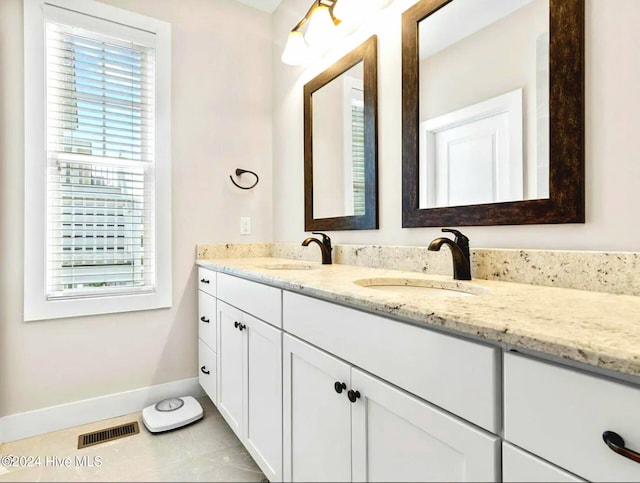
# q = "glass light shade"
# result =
<box><xmin>304</xmin><ymin>4</ymin><xmax>336</xmax><ymax>46</ymax></box>
<box><xmin>332</xmin><ymin>0</ymin><xmax>363</xmax><ymax>23</ymax></box>
<box><xmin>281</xmin><ymin>30</ymin><xmax>308</xmax><ymax>66</ymax></box>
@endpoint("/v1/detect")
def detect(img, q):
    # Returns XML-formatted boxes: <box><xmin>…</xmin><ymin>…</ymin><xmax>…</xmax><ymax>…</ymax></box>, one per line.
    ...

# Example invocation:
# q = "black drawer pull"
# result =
<box><xmin>200</xmin><ymin>366</ymin><xmax>210</xmax><ymax>375</ymax></box>
<box><xmin>238</xmin><ymin>323</ymin><xmax>246</xmax><ymax>331</ymax></box>
<box><xmin>347</xmin><ymin>389</ymin><xmax>361</xmax><ymax>403</ymax></box>
<box><xmin>334</xmin><ymin>382</ymin><xmax>346</xmax><ymax>394</ymax></box>
<box><xmin>200</xmin><ymin>316</ymin><xmax>210</xmax><ymax>323</ymax></box>
<box><xmin>234</xmin><ymin>321</ymin><xmax>240</xmax><ymax>329</ymax></box>
<box><xmin>200</xmin><ymin>278</ymin><xmax>210</xmax><ymax>284</ymax></box>
<box><xmin>603</xmin><ymin>431</ymin><xmax>640</xmax><ymax>464</ymax></box>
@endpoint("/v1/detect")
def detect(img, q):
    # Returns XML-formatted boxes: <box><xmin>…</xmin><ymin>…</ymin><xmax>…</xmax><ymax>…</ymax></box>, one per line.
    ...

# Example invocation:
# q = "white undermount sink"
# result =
<box><xmin>353</xmin><ymin>277</ymin><xmax>488</xmax><ymax>298</ymax></box>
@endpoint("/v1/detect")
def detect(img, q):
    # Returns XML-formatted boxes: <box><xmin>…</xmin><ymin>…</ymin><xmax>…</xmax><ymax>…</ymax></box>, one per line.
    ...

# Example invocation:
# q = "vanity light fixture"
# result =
<box><xmin>281</xmin><ymin>0</ymin><xmax>393</xmax><ymax>66</ymax></box>
<box><xmin>281</xmin><ymin>0</ymin><xmax>340</xmax><ymax>66</ymax></box>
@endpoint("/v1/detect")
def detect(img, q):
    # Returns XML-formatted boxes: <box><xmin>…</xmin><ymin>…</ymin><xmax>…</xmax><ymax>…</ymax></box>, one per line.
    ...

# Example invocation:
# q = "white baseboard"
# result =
<box><xmin>0</xmin><ymin>378</ymin><xmax>204</xmax><ymax>443</ymax></box>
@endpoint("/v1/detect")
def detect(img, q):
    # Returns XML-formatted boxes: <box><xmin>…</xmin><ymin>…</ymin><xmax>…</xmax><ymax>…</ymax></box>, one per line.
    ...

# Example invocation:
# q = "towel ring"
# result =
<box><xmin>230</xmin><ymin>168</ymin><xmax>259</xmax><ymax>190</ymax></box>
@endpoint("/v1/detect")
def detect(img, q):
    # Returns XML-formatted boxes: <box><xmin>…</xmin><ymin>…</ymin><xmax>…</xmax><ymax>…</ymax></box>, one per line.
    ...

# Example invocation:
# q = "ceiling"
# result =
<box><xmin>233</xmin><ymin>0</ymin><xmax>283</xmax><ymax>13</ymax></box>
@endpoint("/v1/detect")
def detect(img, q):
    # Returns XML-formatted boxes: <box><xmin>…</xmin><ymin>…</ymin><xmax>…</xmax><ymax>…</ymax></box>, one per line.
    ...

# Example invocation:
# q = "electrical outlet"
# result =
<box><xmin>240</xmin><ymin>217</ymin><xmax>251</xmax><ymax>235</ymax></box>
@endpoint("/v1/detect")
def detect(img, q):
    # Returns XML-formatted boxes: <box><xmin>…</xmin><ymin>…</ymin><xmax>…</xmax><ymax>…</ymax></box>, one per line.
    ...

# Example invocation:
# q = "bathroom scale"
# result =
<box><xmin>142</xmin><ymin>396</ymin><xmax>203</xmax><ymax>433</ymax></box>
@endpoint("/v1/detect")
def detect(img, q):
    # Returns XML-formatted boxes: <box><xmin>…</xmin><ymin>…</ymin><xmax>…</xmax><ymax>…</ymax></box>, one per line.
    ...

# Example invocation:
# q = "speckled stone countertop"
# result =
<box><xmin>196</xmin><ymin>257</ymin><xmax>640</xmax><ymax>378</ymax></box>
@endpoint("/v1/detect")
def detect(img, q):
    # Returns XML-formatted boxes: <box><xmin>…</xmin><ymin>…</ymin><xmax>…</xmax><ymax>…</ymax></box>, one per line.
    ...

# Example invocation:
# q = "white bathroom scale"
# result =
<box><xmin>142</xmin><ymin>396</ymin><xmax>203</xmax><ymax>433</ymax></box>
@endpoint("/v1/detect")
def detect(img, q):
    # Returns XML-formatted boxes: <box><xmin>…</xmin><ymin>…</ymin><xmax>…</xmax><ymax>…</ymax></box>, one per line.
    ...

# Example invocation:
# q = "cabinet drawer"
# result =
<box><xmin>199</xmin><ymin>339</ymin><xmax>216</xmax><ymax>403</ymax></box>
<box><xmin>504</xmin><ymin>352</ymin><xmax>640</xmax><ymax>482</ymax></box>
<box><xmin>198</xmin><ymin>292</ymin><xmax>216</xmax><ymax>350</ymax></box>
<box><xmin>502</xmin><ymin>442</ymin><xmax>585</xmax><ymax>482</ymax></box>
<box><xmin>217</xmin><ymin>272</ymin><xmax>282</xmax><ymax>328</ymax></box>
<box><xmin>283</xmin><ymin>291</ymin><xmax>500</xmax><ymax>433</ymax></box>
<box><xmin>198</xmin><ymin>267</ymin><xmax>216</xmax><ymax>296</ymax></box>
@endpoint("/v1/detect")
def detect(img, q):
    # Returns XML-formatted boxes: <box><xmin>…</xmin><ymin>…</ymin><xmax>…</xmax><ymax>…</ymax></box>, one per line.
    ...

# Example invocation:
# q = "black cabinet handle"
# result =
<box><xmin>347</xmin><ymin>389</ymin><xmax>361</xmax><ymax>403</ymax></box>
<box><xmin>200</xmin><ymin>316</ymin><xmax>210</xmax><ymax>323</ymax></box>
<box><xmin>200</xmin><ymin>366</ymin><xmax>210</xmax><ymax>375</ymax></box>
<box><xmin>238</xmin><ymin>323</ymin><xmax>246</xmax><ymax>331</ymax></box>
<box><xmin>200</xmin><ymin>278</ymin><xmax>210</xmax><ymax>284</ymax></box>
<box><xmin>233</xmin><ymin>321</ymin><xmax>246</xmax><ymax>331</ymax></box>
<box><xmin>234</xmin><ymin>321</ymin><xmax>240</xmax><ymax>329</ymax></box>
<box><xmin>334</xmin><ymin>382</ymin><xmax>346</xmax><ymax>394</ymax></box>
<box><xmin>603</xmin><ymin>431</ymin><xmax>640</xmax><ymax>464</ymax></box>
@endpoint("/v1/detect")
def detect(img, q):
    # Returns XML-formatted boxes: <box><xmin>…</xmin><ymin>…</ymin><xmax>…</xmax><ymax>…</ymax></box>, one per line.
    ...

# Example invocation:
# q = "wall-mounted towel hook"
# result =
<box><xmin>230</xmin><ymin>168</ymin><xmax>259</xmax><ymax>190</ymax></box>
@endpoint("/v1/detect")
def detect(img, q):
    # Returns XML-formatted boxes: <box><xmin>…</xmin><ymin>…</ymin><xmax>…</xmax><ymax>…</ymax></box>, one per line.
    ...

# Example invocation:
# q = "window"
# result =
<box><xmin>342</xmin><ymin>74</ymin><xmax>365</xmax><ymax>216</ymax></box>
<box><xmin>24</xmin><ymin>0</ymin><xmax>171</xmax><ymax>320</ymax></box>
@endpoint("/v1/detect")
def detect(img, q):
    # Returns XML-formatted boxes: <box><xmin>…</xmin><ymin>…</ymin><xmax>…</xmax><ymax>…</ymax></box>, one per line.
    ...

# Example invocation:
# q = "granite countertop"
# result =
<box><xmin>196</xmin><ymin>257</ymin><xmax>640</xmax><ymax>378</ymax></box>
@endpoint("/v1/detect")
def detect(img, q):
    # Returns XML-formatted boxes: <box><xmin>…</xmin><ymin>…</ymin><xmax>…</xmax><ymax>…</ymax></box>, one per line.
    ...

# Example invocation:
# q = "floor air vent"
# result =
<box><xmin>77</xmin><ymin>421</ymin><xmax>140</xmax><ymax>449</ymax></box>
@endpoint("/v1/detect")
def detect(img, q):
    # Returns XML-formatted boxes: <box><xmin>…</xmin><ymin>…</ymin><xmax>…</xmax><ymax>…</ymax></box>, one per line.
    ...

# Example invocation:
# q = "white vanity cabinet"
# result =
<box><xmin>282</xmin><ymin>291</ymin><xmax>501</xmax><ymax>433</ymax></box>
<box><xmin>197</xmin><ymin>268</ymin><xmax>217</xmax><ymax>402</ymax></box>
<box><xmin>282</xmin><ymin>290</ymin><xmax>501</xmax><ymax>482</ymax></box>
<box><xmin>197</xmin><ymin>261</ymin><xmax>640</xmax><ymax>483</ymax></box>
<box><xmin>504</xmin><ymin>352</ymin><xmax>640</xmax><ymax>482</ymax></box>
<box><xmin>283</xmin><ymin>334</ymin><xmax>500</xmax><ymax>482</ymax></box>
<box><xmin>215</xmin><ymin>276</ymin><xmax>283</xmax><ymax>483</ymax></box>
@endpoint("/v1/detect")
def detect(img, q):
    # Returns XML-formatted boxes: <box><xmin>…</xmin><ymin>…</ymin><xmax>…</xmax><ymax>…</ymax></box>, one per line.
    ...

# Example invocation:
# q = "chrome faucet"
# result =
<box><xmin>302</xmin><ymin>232</ymin><xmax>332</xmax><ymax>265</ymax></box>
<box><xmin>428</xmin><ymin>228</ymin><xmax>472</xmax><ymax>280</ymax></box>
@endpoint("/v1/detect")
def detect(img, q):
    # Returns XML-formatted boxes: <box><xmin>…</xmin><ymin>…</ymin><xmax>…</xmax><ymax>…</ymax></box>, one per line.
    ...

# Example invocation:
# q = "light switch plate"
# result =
<box><xmin>240</xmin><ymin>217</ymin><xmax>251</xmax><ymax>235</ymax></box>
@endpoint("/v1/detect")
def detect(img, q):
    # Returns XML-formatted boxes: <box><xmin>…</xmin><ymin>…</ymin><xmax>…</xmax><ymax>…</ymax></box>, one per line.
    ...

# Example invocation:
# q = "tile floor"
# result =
<box><xmin>0</xmin><ymin>397</ymin><xmax>265</xmax><ymax>482</ymax></box>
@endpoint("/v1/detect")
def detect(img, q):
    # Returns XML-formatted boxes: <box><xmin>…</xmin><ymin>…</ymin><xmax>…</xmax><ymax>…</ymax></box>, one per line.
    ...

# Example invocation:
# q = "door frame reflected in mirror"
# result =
<box><xmin>401</xmin><ymin>0</ymin><xmax>585</xmax><ymax>227</ymax></box>
<box><xmin>304</xmin><ymin>35</ymin><xmax>379</xmax><ymax>231</ymax></box>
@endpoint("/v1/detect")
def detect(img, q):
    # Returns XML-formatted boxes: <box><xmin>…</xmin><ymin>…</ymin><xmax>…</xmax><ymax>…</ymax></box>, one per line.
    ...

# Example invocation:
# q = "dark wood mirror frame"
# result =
<box><xmin>401</xmin><ymin>0</ymin><xmax>585</xmax><ymax>227</ymax></box>
<box><xmin>304</xmin><ymin>35</ymin><xmax>379</xmax><ymax>231</ymax></box>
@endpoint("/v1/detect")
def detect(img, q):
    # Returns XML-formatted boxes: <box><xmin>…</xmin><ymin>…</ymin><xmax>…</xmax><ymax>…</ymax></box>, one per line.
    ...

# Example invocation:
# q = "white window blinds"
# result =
<box><xmin>351</xmin><ymin>95</ymin><xmax>365</xmax><ymax>216</ymax></box>
<box><xmin>45</xmin><ymin>17</ymin><xmax>156</xmax><ymax>299</ymax></box>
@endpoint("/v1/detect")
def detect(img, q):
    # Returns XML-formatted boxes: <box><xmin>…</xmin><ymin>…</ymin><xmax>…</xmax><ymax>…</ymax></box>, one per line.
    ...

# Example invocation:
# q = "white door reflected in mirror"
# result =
<box><xmin>419</xmin><ymin>89</ymin><xmax>524</xmax><ymax>208</ymax></box>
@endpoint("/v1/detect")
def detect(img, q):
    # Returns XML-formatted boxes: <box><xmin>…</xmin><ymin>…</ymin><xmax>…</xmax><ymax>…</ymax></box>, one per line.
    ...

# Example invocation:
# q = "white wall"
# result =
<box><xmin>272</xmin><ymin>0</ymin><xmax>640</xmax><ymax>252</ymax></box>
<box><xmin>0</xmin><ymin>0</ymin><xmax>272</xmax><ymax>417</ymax></box>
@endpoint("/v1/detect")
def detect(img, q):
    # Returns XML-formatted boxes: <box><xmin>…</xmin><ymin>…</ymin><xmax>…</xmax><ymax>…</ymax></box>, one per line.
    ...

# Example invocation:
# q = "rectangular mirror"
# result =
<box><xmin>305</xmin><ymin>36</ymin><xmax>378</xmax><ymax>231</ymax></box>
<box><xmin>402</xmin><ymin>0</ymin><xmax>584</xmax><ymax>226</ymax></box>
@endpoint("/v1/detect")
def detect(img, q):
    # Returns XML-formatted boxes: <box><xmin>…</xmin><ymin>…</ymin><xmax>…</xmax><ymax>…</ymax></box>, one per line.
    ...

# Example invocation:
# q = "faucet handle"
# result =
<box><xmin>312</xmin><ymin>232</ymin><xmax>332</xmax><ymax>248</ymax></box>
<box><xmin>442</xmin><ymin>228</ymin><xmax>469</xmax><ymax>248</ymax></box>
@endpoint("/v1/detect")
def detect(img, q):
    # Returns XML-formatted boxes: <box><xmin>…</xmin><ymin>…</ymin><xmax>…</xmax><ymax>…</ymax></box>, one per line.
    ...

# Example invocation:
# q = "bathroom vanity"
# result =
<box><xmin>195</xmin><ymin>257</ymin><xmax>640</xmax><ymax>482</ymax></box>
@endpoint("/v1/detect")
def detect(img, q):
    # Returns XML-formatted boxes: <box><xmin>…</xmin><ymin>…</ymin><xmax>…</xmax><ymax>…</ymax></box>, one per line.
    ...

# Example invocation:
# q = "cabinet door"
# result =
<box><xmin>216</xmin><ymin>301</ymin><xmax>244</xmax><ymax>437</ymax></box>
<box><xmin>351</xmin><ymin>368</ymin><xmax>500</xmax><ymax>482</ymax></box>
<box><xmin>243</xmin><ymin>313</ymin><xmax>282</xmax><ymax>482</ymax></box>
<box><xmin>283</xmin><ymin>335</ymin><xmax>351</xmax><ymax>482</ymax></box>
<box><xmin>503</xmin><ymin>442</ymin><xmax>585</xmax><ymax>482</ymax></box>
